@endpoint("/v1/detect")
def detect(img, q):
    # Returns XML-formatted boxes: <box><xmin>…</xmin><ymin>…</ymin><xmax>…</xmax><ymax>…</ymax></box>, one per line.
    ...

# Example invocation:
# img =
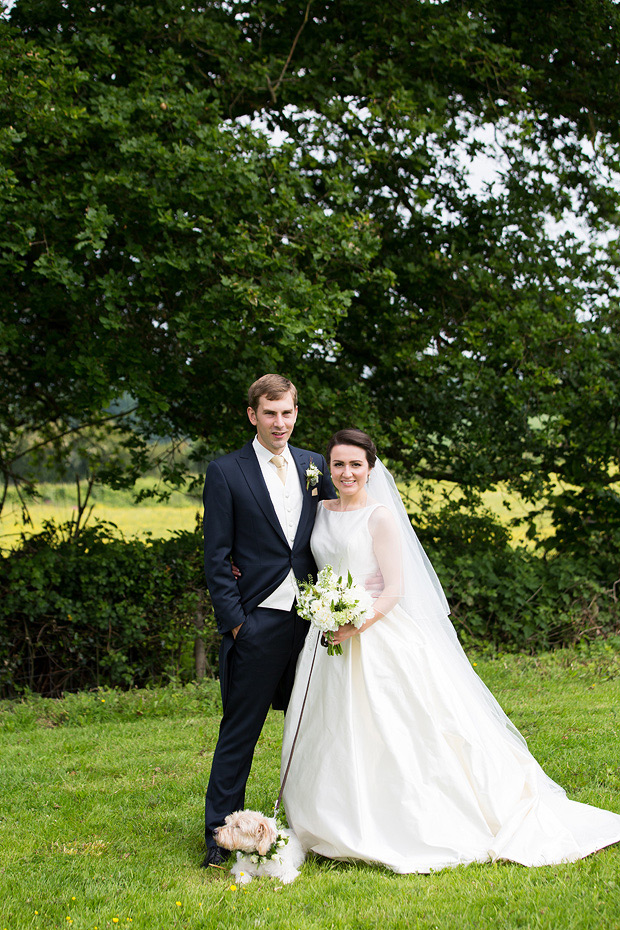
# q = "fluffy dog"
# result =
<box><xmin>214</xmin><ymin>810</ymin><xmax>305</xmax><ymax>884</ymax></box>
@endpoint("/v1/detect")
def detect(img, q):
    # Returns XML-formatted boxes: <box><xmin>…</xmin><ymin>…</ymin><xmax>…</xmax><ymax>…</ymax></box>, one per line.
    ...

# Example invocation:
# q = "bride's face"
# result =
<box><xmin>329</xmin><ymin>444</ymin><xmax>371</xmax><ymax>498</ymax></box>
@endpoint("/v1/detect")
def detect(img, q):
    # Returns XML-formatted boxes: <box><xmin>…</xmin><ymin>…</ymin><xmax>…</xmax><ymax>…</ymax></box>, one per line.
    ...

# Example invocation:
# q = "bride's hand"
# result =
<box><xmin>330</xmin><ymin>617</ymin><xmax>375</xmax><ymax>645</ymax></box>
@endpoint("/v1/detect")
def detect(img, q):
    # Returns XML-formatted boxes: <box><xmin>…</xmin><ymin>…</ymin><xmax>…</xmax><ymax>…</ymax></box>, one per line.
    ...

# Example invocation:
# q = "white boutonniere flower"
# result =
<box><xmin>305</xmin><ymin>460</ymin><xmax>322</xmax><ymax>490</ymax></box>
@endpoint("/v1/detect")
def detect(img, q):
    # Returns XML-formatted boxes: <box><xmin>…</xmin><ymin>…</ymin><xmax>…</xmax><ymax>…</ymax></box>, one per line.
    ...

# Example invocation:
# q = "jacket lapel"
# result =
<box><xmin>290</xmin><ymin>446</ymin><xmax>314</xmax><ymax>546</ymax></box>
<box><xmin>237</xmin><ymin>442</ymin><xmax>288</xmax><ymax>543</ymax></box>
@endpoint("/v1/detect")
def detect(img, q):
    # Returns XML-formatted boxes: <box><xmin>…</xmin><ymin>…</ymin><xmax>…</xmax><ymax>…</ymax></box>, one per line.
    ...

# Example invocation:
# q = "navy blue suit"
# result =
<box><xmin>203</xmin><ymin>440</ymin><xmax>336</xmax><ymax>844</ymax></box>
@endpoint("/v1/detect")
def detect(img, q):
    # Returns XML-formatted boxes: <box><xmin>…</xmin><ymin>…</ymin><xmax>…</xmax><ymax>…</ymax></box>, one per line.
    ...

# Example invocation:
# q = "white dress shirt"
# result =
<box><xmin>252</xmin><ymin>436</ymin><xmax>304</xmax><ymax>610</ymax></box>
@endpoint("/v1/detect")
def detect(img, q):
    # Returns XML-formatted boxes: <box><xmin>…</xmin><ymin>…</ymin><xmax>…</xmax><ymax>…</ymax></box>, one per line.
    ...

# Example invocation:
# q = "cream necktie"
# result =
<box><xmin>270</xmin><ymin>454</ymin><xmax>287</xmax><ymax>485</ymax></box>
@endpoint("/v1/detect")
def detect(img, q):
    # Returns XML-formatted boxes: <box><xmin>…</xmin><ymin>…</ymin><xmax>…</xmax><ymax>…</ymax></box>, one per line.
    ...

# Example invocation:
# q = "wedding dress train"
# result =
<box><xmin>281</xmin><ymin>500</ymin><xmax>620</xmax><ymax>873</ymax></box>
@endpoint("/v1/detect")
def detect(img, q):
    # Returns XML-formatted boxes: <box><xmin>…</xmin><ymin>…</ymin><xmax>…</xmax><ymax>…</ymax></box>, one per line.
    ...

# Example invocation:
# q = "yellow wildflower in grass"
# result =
<box><xmin>113</xmin><ymin>919</ymin><xmax>119</xmax><ymax>924</ymax></box>
<box><xmin>229</xmin><ymin>884</ymin><xmax>237</xmax><ymax>891</ymax></box>
<box><xmin>176</xmin><ymin>901</ymin><xmax>182</xmax><ymax>906</ymax></box>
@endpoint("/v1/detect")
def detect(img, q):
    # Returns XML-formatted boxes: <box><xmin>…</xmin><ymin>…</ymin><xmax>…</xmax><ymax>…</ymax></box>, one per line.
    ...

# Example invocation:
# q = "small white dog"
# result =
<box><xmin>214</xmin><ymin>810</ymin><xmax>305</xmax><ymax>884</ymax></box>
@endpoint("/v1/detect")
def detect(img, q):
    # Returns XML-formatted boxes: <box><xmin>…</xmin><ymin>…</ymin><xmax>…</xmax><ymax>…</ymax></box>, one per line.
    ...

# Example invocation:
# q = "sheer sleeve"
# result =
<box><xmin>367</xmin><ymin>505</ymin><xmax>403</xmax><ymax>619</ymax></box>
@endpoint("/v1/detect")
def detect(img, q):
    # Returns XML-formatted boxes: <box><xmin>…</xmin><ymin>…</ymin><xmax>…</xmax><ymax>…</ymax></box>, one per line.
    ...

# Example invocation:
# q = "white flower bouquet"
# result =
<box><xmin>297</xmin><ymin>565</ymin><xmax>375</xmax><ymax>655</ymax></box>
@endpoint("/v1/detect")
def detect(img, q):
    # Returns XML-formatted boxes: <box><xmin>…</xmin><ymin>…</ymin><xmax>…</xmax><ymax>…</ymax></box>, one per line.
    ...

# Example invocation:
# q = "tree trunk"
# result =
<box><xmin>194</xmin><ymin>595</ymin><xmax>207</xmax><ymax>680</ymax></box>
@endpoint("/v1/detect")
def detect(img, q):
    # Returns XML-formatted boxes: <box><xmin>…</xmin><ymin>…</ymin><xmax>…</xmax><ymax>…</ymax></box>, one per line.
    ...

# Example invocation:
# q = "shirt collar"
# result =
<box><xmin>252</xmin><ymin>435</ymin><xmax>292</xmax><ymax>465</ymax></box>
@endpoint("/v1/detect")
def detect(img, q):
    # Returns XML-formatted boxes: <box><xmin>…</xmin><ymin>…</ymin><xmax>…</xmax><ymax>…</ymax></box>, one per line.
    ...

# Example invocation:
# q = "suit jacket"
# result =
<box><xmin>203</xmin><ymin>441</ymin><xmax>336</xmax><ymax>634</ymax></box>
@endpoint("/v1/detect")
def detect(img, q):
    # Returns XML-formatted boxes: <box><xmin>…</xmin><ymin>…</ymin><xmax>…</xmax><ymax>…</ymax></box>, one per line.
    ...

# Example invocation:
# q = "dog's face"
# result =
<box><xmin>214</xmin><ymin>810</ymin><xmax>278</xmax><ymax>857</ymax></box>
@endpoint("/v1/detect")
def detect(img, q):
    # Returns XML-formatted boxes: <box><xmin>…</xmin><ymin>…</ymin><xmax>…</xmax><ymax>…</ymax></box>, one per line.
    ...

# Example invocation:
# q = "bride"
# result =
<box><xmin>281</xmin><ymin>428</ymin><xmax>620</xmax><ymax>873</ymax></box>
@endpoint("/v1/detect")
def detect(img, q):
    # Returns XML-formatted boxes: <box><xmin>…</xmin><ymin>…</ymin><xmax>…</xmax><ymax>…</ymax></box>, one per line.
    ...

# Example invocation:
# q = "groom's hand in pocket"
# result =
<box><xmin>229</xmin><ymin>562</ymin><xmax>242</xmax><ymax>636</ymax></box>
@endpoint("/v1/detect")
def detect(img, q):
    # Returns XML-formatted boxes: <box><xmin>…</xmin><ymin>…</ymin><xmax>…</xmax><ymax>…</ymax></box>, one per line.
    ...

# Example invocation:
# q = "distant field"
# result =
<box><xmin>1</xmin><ymin>480</ymin><xmax>203</xmax><ymax>548</ymax></box>
<box><xmin>402</xmin><ymin>481</ymin><xmax>543</xmax><ymax>545</ymax></box>
<box><xmin>1</xmin><ymin>503</ymin><xmax>201</xmax><ymax>547</ymax></box>
<box><xmin>0</xmin><ymin>477</ymin><xmax>549</xmax><ymax>549</ymax></box>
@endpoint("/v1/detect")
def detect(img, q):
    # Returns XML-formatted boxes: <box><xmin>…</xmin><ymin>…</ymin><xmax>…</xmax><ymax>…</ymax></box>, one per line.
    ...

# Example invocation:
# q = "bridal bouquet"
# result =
<box><xmin>296</xmin><ymin>566</ymin><xmax>375</xmax><ymax>655</ymax></box>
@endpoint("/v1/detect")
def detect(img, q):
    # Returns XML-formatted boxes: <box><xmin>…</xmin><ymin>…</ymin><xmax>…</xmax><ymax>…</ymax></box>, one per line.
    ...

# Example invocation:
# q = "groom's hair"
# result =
<box><xmin>248</xmin><ymin>374</ymin><xmax>298</xmax><ymax>411</ymax></box>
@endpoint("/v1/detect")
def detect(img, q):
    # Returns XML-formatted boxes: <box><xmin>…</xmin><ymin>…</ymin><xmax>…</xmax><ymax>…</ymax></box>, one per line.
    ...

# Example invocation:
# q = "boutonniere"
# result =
<box><xmin>305</xmin><ymin>460</ymin><xmax>322</xmax><ymax>490</ymax></box>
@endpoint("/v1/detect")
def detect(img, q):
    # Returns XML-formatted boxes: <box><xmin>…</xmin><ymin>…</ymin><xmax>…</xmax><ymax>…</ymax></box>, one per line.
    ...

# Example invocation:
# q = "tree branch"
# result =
<box><xmin>267</xmin><ymin>0</ymin><xmax>312</xmax><ymax>103</ymax></box>
<box><xmin>71</xmin><ymin>473</ymin><xmax>96</xmax><ymax>539</ymax></box>
<box><xmin>11</xmin><ymin>406</ymin><xmax>140</xmax><ymax>463</ymax></box>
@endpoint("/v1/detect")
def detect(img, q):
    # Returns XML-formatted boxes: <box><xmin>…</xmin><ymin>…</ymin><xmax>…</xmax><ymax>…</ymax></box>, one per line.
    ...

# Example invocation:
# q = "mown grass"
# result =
<box><xmin>1</xmin><ymin>644</ymin><xmax>620</xmax><ymax>930</ymax></box>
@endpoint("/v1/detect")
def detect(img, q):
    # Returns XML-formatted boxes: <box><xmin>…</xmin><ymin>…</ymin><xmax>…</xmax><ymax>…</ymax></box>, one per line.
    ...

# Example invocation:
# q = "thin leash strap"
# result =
<box><xmin>274</xmin><ymin>629</ymin><xmax>321</xmax><ymax>816</ymax></box>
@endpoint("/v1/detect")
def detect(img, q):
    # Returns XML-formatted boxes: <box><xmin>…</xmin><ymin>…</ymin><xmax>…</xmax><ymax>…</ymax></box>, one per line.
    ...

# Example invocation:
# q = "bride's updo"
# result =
<box><xmin>326</xmin><ymin>429</ymin><xmax>377</xmax><ymax>468</ymax></box>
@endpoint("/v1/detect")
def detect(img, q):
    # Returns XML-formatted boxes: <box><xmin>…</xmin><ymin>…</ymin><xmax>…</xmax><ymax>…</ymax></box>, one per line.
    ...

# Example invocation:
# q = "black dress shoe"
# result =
<box><xmin>201</xmin><ymin>846</ymin><xmax>230</xmax><ymax>868</ymax></box>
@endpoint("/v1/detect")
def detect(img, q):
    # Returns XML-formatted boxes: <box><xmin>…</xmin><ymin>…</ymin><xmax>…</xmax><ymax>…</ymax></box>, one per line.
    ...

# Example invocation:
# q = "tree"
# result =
<box><xmin>0</xmin><ymin>1</ymin><xmax>386</xmax><ymax>515</ymax></box>
<box><xmin>2</xmin><ymin>0</ymin><xmax>620</xmax><ymax>565</ymax></box>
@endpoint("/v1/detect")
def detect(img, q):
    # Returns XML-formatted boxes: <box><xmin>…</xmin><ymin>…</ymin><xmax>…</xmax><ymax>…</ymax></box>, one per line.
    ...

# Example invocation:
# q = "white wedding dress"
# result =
<box><xmin>281</xmin><ymin>501</ymin><xmax>620</xmax><ymax>873</ymax></box>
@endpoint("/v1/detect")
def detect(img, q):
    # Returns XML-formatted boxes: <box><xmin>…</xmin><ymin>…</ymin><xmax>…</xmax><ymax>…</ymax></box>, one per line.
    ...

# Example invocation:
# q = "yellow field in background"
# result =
<box><xmin>0</xmin><ymin>481</ymin><xmax>549</xmax><ymax>549</ymax></box>
<box><xmin>401</xmin><ymin>482</ymin><xmax>551</xmax><ymax>546</ymax></box>
<box><xmin>1</xmin><ymin>502</ymin><xmax>201</xmax><ymax>548</ymax></box>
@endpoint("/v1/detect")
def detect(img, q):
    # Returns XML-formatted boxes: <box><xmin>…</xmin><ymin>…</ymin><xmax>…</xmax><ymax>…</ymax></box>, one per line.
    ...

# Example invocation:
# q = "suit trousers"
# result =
<box><xmin>205</xmin><ymin>604</ymin><xmax>308</xmax><ymax>846</ymax></box>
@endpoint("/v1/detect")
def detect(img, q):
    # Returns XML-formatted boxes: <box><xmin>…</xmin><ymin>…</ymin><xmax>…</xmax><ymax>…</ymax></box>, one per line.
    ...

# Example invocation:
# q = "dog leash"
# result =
<box><xmin>274</xmin><ymin>629</ymin><xmax>322</xmax><ymax>816</ymax></box>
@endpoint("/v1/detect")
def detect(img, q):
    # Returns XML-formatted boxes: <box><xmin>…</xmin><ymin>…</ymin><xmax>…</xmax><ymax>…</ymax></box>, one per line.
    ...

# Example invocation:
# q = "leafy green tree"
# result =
<box><xmin>0</xmin><ymin>0</ymin><xmax>385</xmax><ymax>515</ymax></box>
<box><xmin>1</xmin><ymin>0</ymin><xmax>619</xmax><ymax>567</ymax></box>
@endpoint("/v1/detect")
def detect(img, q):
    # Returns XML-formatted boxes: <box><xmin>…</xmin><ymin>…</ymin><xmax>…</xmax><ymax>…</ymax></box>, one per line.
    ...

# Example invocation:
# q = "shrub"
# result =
<box><xmin>3</xmin><ymin>500</ymin><xmax>619</xmax><ymax>699</ymax></box>
<box><xmin>0</xmin><ymin>522</ymin><xmax>219</xmax><ymax>697</ymax></box>
<box><xmin>416</xmin><ymin>504</ymin><xmax>620</xmax><ymax>651</ymax></box>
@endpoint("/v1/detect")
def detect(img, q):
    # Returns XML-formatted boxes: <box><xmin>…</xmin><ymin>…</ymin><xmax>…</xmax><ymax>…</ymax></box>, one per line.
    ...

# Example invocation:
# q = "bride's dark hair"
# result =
<box><xmin>326</xmin><ymin>429</ymin><xmax>377</xmax><ymax>468</ymax></box>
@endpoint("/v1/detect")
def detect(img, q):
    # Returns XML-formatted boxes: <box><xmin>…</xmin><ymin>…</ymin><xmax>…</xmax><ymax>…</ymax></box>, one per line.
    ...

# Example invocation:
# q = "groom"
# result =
<box><xmin>201</xmin><ymin>373</ymin><xmax>336</xmax><ymax>866</ymax></box>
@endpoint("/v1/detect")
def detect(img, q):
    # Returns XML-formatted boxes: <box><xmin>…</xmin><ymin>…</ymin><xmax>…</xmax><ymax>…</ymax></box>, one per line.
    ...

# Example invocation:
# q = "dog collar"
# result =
<box><xmin>249</xmin><ymin>829</ymin><xmax>289</xmax><ymax>867</ymax></box>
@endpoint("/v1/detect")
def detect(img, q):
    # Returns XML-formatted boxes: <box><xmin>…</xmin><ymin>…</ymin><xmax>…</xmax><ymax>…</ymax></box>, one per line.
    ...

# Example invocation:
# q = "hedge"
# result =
<box><xmin>0</xmin><ymin>522</ymin><xmax>218</xmax><ymax>698</ymax></box>
<box><xmin>1</xmin><ymin>508</ymin><xmax>618</xmax><ymax>698</ymax></box>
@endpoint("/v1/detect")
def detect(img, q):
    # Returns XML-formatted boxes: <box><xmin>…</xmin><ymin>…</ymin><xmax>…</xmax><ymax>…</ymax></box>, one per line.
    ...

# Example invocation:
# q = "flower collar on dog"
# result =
<box><xmin>249</xmin><ymin>829</ymin><xmax>289</xmax><ymax>866</ymax></box>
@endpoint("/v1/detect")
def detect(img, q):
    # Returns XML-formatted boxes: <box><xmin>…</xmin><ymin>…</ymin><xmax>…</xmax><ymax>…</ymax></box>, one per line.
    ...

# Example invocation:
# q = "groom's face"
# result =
<box><xmin>248</xmin><ymin>392</ymin><xmax>298</xmax><ymax>454</ymax></box>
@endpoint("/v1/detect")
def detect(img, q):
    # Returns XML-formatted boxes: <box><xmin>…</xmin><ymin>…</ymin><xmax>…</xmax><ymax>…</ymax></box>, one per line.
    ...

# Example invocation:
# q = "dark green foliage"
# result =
<box><xmin>2</xmin><ymin>0</ymin><xmax>620</xmax><ymax>517</ymax></box>
<box><xmin>0</xmin><ymin>523</ymin><xmax>217</xmax><ymax>697</ymax></box>
<box><xmin>542</xmin><ymin>486</ymin><xmax>620</xmax><ymax>583</ymax></box>
<box><xmin>2</xmin><ymin>0</ymin><xmax>620</xmax><ymax>656</ymax></box>
<box><xmin>417</xmin><ymin>505</ymin><xmax>620</xmax><ymax>650</ymax></box>
<box><xmin>3</xmin><ymin>510</ymin><xmax>618</xmax><ymax>699</ymax></box>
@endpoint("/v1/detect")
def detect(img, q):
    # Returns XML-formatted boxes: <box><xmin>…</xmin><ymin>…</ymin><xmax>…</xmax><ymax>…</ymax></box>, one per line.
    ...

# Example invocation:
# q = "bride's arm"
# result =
<box><xmin>367</xmin><ymin>506</ymin><xmax>403</xmax><ymax>617</ymax></box>
<box><xmin>330</xmin><ymin>506</ymin><xmax>402</xmax><ymax>644</ymax></box>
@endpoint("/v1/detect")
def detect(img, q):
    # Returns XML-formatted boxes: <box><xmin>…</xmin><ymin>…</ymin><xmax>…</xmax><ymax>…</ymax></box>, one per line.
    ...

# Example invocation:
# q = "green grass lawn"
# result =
<box><xmin>1</xmin><ymin>646</ymin><xmax>620</xmax><ymax>930</ymax></box>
